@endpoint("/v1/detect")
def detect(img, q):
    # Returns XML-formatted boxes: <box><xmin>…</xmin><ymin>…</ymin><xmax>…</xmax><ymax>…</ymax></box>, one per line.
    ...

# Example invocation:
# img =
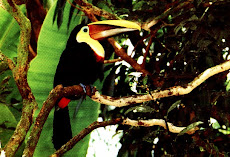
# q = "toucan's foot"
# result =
<box><xmin>73</xmin><ymin>96</ymin><xmax>84</xmax><ymax>118</ymax></box>
<box><xmin>73</xmin><ymin>84</ymin><xmax>95</xmax><ymax>118</ymax></box>
<box><xmin>72</xmin><ymin>83</ymin><xmax>87</xmax><ymax>118</ymax></box>
<box><xmin>79</xmin><ymin>83</ymin><xmax>95</xmax><ymax>96</ymax></box>
<box><xmin>80</xmin><ymin>83</ymin><xmax>87</xmax><ymax>93</ymax></box>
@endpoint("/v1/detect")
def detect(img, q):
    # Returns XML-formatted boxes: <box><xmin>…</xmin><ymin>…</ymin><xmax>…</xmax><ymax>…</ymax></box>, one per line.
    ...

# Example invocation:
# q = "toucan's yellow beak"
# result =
<box><xmin>88</xmin><ymin>20</ymin><xmax>141</xmax><ymax>40</ymax></box>
<box><xmin>76</xmin><ymin>20</ymin><xmax>141</xmax><ymax>62</ymax></box>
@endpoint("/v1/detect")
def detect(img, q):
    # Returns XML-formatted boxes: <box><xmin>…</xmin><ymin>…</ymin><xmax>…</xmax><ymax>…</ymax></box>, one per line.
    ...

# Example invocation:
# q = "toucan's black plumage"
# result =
<box><xmin>52</xmin><ymin>20</ymin><xmax>141</xmax><ymax>150</ymax></box>
<box><xmin>52</xmin><ymin>25</ymin><xmax>103</xmax><ymax>150</ymax></box>
<box><xmin>53</xmin><ymin>25</ymin><xmax>104</xmax><ymax>88</ymax></box>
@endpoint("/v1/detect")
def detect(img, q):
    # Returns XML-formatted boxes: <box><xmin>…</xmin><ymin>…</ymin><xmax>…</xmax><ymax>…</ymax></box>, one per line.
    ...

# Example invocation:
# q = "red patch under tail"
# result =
<box><xmin>58</xmin><ymin>97</ymin><xmax>71</xmax><ymax>109</ymax></box>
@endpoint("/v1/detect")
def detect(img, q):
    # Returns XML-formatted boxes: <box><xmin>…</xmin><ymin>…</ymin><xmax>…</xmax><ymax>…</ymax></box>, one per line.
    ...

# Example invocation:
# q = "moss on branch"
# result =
<box><xmin>2</xmin><ymin>0</ymin><xmax>37</xmax><ymax>156</ymax></box>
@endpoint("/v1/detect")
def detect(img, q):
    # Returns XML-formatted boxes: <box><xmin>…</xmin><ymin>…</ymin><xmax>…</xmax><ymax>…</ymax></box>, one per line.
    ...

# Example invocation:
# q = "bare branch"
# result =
<box><xmin>50</xmin><ymin>116</ymin><xmax>198</xmax><ymax>156</ymax></box>
<box><xmin>122</xmin><ymin>118</ymin><xmax>198</xmax><ymax>134</ymax></box>
<box><xmin>104</xmin><ymin>58</ymin><xmax>122</xmax><ymax>64</ymax></box>
<box><xmin>91</xmin><ymin>60</ymin><xmax>230</xmax><ymax>106</ymax></box>
<box><xmin>51</xmin><ymin>118</ymin><xmax>123</xmax><ymax>157</ymax></box>
<box><xmin>2</xmin><ymin>0</ymin><xmax>31</xmax><ymax>73</ymax></box>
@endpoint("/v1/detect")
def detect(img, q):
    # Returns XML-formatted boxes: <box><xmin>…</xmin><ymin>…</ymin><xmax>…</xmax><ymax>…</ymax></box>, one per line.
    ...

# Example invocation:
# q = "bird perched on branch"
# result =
<box><xmin>52</xmin><ymin>20</ymin><xmax>141</xmax><ymax>150</ymax></box>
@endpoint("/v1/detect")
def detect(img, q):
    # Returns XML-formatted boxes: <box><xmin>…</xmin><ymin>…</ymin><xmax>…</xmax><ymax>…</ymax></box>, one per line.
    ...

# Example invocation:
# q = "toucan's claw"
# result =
<box><xmin>80</xmin><ymin>83</ymin><xmax>95</xmax><ymax>96</ymax></box>
<box><xmin>73</xmin><ymin>83</ymin><xmax>95</xmax><ymax>118</ymax></box>
<box><xmin>73</xmin><ymin>96</ymin><xmax>84</xmax><ymax>118</ymax></box>
<box><xmin>80</xmin><ymin>83</ymin><xmax>87</xmax><ymax>93</ymax></box>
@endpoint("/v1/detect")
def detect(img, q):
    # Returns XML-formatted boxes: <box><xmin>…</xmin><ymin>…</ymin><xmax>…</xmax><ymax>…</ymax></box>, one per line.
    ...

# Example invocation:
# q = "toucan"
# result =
<box><xmin>52</xmin><ymin>20</ymin><xmax>141</xmax><ymax>150</ymax></box>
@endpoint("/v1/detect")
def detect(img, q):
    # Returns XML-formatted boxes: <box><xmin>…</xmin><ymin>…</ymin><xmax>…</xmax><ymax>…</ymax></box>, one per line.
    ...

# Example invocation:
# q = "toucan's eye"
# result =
<box><xmin>82</xmin><ymin>26</ymin><xmax>89</xmax><ymax>33</ymax></box>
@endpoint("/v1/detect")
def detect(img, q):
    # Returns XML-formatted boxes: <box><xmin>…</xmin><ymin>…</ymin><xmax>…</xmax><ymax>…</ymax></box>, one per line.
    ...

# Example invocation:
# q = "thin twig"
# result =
<box><xmin>141</xmin><ymin>33</ymin><xmax>154</xmax><ymax>68</ymax></box>
<box><xmin>104</xmin><ymin>58</ymin><xmax>123</xmax><ymax>64</ymax></box>
<box><xmin>0</xmin><ymin>51</ymin><xmax>16</xmax><ymax>70</ymax></box>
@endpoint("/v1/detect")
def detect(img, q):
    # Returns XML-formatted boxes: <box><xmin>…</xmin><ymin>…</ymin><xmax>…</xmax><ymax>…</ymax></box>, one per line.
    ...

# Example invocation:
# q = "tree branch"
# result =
<box><xmin>91</xmin><ymin>60</ymin><xmax>230</xmax><ymax>106</ymax></box>
<box><xmin>122</xmin><ymin>118</ymin><xmax>198</xmax><ymax>134</ymax></box>
<box><xmin>50</xmin><ymin>118</ymin><xmax>123</xmax><ymax>157</ymax></box>
<box><xmin>2</xmin><ymin>0</ymin><xmax>31</xmax><ymax>73</ymax></box>
<box><xmin>104</xmin><ymin>58</ymin><xmax>123</xmax><ymax>64</ymax></box>
<box><xmin>2</xmin><ymin>0</ymin><xmax>37</xmax><ymax>156</ymax></box>
<box><xmin>23</xmin><ymin>85</ymin><xmax>88</xmax><ymax>156</ymax></box>
<box><xmin>22</xmin><ymin>85</ymin><xmax>64</xmax><ymax>157</ymax></box>
<box><xmin>50</xmin><ymin>116</ymin><xmax>198</xmax><ymax>156</ymax></box>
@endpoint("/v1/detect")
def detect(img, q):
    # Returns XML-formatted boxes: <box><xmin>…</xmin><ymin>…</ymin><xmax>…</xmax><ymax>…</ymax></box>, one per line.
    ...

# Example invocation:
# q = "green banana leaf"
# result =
<box><xmin>28</xmin><ymin>1</ymin><xmax>101</xmax><ymax>156</ymax></box>
<box><xmin>0</xmin><ymin>103</ymin><xmax>17</xmax><ymax>146</ymax></box>
<box><xmin>0</xmin><ymin>7</ymin><xmax>20</xmax><ymax>60</ymax></box>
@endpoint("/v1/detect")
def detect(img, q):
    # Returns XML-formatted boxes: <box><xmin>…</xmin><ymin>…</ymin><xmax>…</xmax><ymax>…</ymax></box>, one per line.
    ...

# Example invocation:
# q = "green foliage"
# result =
<box><xmin>178</xmin><ymin>121</ymin><xmax>203</xmax><ymax>136</ymax></box>
<box><xmin>1</xmin><ymin>0</ymin><xmax>230</xmax><ymax>156</ymax></box>
<box><xmin>0</xmin><ymin>103</ymin><xmax>17</xmax><ymax>142</ymax></box>
<box><xmin>96</xmin><ymin>1</ymin><xmax>113</xmax><ymax>13</ymax></box>
<box><xmin>166</xmin><ymin>100</ymin><xmax>181</xmax><ymax>119</ymax></box>
<box><xmin>0</xmin><ymin>70</ymin><xmax>21</xmax><ymax>104</ymax></box>
<box><xmin>0</xmin><ymin>103</ymin><xmax>24</xmax><ymax>156</ymax></box>
<box><xmin>0</xmin><ymin>7</ymin><xmax>20</xmax><ymax>60</ymax></box>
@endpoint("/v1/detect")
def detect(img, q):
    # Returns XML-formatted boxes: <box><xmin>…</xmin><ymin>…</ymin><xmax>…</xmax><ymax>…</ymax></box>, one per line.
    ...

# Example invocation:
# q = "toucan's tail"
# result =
<box><xmin>53</xmin><ymin>106</ymin><xmax>72</xmax><ymax>150</ymax></box>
